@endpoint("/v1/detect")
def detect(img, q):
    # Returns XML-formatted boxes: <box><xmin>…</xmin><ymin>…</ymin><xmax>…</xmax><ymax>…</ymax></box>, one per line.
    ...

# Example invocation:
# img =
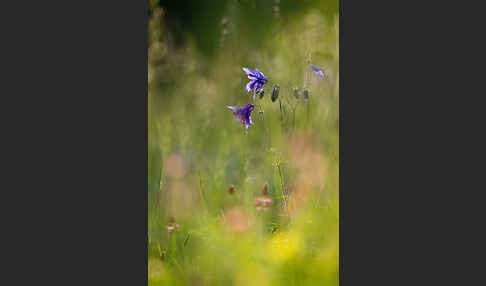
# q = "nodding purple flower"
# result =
<box><xmin>243</xmin><ymin>67</ymin><xmax>268</xmax><ymax>100</ymax></box>
<box><xmin>311</xmin><ymin>64</ymin><xmax>327</xmax><ymax>79</ymax></box>
<box><xmin>227</xmin><ymin>104</ymin><xmax>255</xmax><ymax>133</ymax></box>
<box><xmin>271</xmin><ymin>84</ymin><xmax>280</xmax><ymax>102</ymax></box>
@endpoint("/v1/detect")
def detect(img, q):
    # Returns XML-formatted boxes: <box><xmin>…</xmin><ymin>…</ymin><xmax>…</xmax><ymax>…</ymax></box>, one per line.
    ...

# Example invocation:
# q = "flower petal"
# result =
<box><xmin>242</xmin><ymin>67</ymin><xmax>254</xmax><ymax>75</ymax></box>
<box><xmin>246</xmin><ymin>80</ymin><xmax>258</xmax><ymax>93</ymax></box>
<box><xmin>227</xmin><ymin>105</ymin><xmax>240</xmax><ymax>115</ymax></box>
<box><xmin>257</xmin><ymin>81</ymin><xmax>264</xmax><ymax>91</ymax></box>
<box><xmin>243</xmin><ymin>67</ymin><xmax>258</xmax><ymax>80</ymax></box>
<box><xmin>311</xmin><ymin>65</ymin><xmax>325</xmax><ymax>78</ymax></box>
<box><xmin>254</xmin><ymin>68</ymin><xmax>264</xmax><ymax>79</ymax></box>
<box><xmin>246</xmin><ymin>81</ymin><xmax>252</xmax><ymax>93</ymax></box>
<box><xmin>227</xmin><ymin>105</ymin><xmax>238</xmax><ymax>111</ymax></box>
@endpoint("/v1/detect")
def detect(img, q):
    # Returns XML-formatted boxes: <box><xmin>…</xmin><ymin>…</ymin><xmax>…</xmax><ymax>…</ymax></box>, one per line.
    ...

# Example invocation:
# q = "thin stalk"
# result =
<box><xmin>291</xmin><ymin>102</ymin><xmax>298</xmax><ymax>130</ymax></box>
<box><xmin>258</xmin><ymin>104</ymin><xmax>270</xmax><ymax>150</ymax></box>
<box><xmin>277</xmin><ymin>162</ymin><xmax>290</xmax><ymax>218</ymax></box>
<box><xmin>198</xmin><ymin>172</ymin><xmax>206</xmax><ymax>209</ymax></box>
<box><xmin>156</xmin><ymin>165</ymin><xmax>163</xmax><ymax>210</ymax></box>
<box><xmin>277</xmin><ymin>164</ymin><xmax>286</xmax><ymax>197</ymax></box>
<box><xmin>306</xmin><ymin>98</ymin><xmax>310</xmax><ymax>126</ymax></box>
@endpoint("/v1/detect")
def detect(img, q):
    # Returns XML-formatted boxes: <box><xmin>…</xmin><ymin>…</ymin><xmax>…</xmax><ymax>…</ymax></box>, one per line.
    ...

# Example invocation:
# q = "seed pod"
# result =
<box><xmin>262</xmin><ymin>183</ymin><xmax>268</xmax><ymax>195</ymax></box>
<box><xmin>271</xmin><ymin>84</ymin><xmax>280</xmax><ymax>102</ymax></box>
<box><xmin>293</xmin><ymin>87</ymin><xmax>300</xmax><ymax>99</ymax></box>
<box><xmin>303</xmin><ymin>89</ymin><xmax>309</xmax><ymax>100</ymax></box>
<box><xmin>258</xmin><ymin>89</ymin><xmax>265</xmax><ymax>99</ymax></box>
<box><xmin>228</xmin><ymin>185</ymin><xmax>235</xmax><ymax>194</ymax></box>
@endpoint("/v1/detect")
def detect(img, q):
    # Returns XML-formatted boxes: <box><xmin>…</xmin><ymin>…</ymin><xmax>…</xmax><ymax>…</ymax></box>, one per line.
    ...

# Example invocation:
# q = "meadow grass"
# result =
<box><xmin>149</xmin><ymin>4</ymin><xmax>339</xmax><ymax>285</ymax></box>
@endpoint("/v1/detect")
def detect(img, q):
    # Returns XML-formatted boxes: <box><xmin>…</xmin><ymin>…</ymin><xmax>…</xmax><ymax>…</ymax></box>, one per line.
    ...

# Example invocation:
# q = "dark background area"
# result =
<box><xmin>1</xmin><ymin>0</ymin><xmax>479</xmax><ymax>285</ymax></box>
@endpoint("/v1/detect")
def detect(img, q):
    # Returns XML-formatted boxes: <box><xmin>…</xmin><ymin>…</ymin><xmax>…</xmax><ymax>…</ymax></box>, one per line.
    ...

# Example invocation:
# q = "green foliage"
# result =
<box><xmin>149</xmin><ymin>1</ymin><xmax>339</xmax><ymax>285</ymax></box>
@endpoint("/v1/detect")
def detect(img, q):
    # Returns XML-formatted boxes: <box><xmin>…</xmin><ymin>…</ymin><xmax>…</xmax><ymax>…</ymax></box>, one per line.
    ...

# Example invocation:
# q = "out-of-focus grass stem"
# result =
<box><xmin>198</xmin><ymin>172</ymin><xmax>206</xmax><ymax>210</ymax></box>
<box><xmin>156</xmin><ymin>165</ymin><xmax>163</xmax><ymax>210</ymax></box>
<box><xmin>276</xmin><ymin>158</ymin><xmax>290</xmax><ymax>218</ymax></box>
<box><xmin>258</xmin><ymin>104</ymin><xmax>270</xmax><ymax>150</ymax></box>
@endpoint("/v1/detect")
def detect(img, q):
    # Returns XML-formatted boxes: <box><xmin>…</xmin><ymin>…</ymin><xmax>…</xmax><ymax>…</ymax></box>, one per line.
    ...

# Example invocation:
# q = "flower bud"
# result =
<box><xmin>228</xmin><ymin>185</ymin><xmax>235</xmax><ymax>194</ymax></box>
<box><xmin>294</xmin><ymin>87</ymin><xmax>300</xmax><ymax>99</ymax></box>
<box><xmin>303</xmin><ymin>89</ymin><xmax>309</xmax><ymax>100</ymax></box>
<box><xmin>271</xmin><ymin>84</ymin><xmax>280</xmax><ymax>102</ymax></box>
<box><xmin>262</xmin><ymin>183</ymin><xmax>268</xmax><ymax>195</ymax></box>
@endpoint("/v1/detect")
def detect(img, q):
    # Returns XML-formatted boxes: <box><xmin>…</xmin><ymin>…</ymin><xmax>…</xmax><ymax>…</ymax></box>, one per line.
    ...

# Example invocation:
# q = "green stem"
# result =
<box><xmin>277</xmin><ymin>163</ymin><xmax>288</xmax><ymax>211</ymax></box>
<box><xmin>198</xmin><ymin>172</ymin><xmax>206</xmax><ymax>210</ymax></box>
<box><xmin>258</xmin><ymin>104</ymin><xmax>270</xmax><ymax>151</ymax></box>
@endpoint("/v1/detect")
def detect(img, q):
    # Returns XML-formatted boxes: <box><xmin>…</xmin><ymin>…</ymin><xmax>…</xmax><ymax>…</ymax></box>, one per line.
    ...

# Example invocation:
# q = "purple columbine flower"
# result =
<box><xmin>242</xmin><ymin>67</ymin><xmax>268</xmax><ymax>100</ymax></box>
<box><xmin>311</xmin><ymin>64</ymin><xmax>327</xmax><ymax>79</ymax></box>
<box><xmin>227</xmin><ymin>103</ymin><xmax>255</xmax><ymax>133</ymax></box>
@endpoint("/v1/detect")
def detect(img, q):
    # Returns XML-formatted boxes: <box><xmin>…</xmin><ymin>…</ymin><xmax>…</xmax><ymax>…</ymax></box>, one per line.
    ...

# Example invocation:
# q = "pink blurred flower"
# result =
<box><xmin>263</xmin><ymin>198</ymin><xmax>272</xmax><ymax>206</ymax></box>
<box><xmin>167</xmin><ymin>226</ymin><xmax>175</xmax><ymax>232</ymax></box>
<box><xmin>255</xmin><ymin>197</ymin><xmax>263</xmax><ymax>207</ymax></box>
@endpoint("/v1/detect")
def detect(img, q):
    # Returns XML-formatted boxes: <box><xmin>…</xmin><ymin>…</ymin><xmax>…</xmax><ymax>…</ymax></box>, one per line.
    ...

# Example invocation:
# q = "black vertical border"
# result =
<box><xmin>10</xmin><ymin>0</ymin><xmax>151</xmax><ymax>283</ymax></box>
<box><xmin>144</xmin><ymin>0</ymin><xmax>149</xmax><ymax>280</ymax></box>
<box><xmin>339</xmin><ymin>0</ymin><xmax>343</xmax><ymax>284</ymax></box>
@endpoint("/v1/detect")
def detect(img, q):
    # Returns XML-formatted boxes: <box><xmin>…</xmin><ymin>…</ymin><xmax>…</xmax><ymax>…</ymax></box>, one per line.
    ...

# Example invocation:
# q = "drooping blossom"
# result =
<box><xmin>167</xmin><ymin>225</ymin><xmax>175</xmax><ymax>233</ymax></box>
<box><xmin>303</xmin><ymin>89</ymin><xmax>309</xmax><ymax>100</ymax></box>
<box><xmin>227</xmin><ymin>104</ymin><xmax>255</xmax><ymax>133</ymax></box>
<box><xmin>271</xmin><ymin>84</ymin><xmax>280</xmax><ymax>102</ymax></box>
<box><xmin>310</xmin><ymin>64</ymin><xmax>327</xmax><ymax>79</ymax></box>
<box><xmin>242</xmin><ymin>67</ymin><xmax>268</xmax><ymax>100</ymax></box>
<box><xmin>294</xmin><ymin>87</ymin><xmax>300</xmax><ymax>99</ymax></box>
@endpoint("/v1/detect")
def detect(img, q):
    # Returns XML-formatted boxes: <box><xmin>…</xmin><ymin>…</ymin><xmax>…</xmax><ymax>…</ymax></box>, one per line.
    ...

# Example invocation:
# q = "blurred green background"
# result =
<box><xmin>149</xmin><ymin>0</ymin><xmax>339</xmax><ymax>285</ymax></box>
